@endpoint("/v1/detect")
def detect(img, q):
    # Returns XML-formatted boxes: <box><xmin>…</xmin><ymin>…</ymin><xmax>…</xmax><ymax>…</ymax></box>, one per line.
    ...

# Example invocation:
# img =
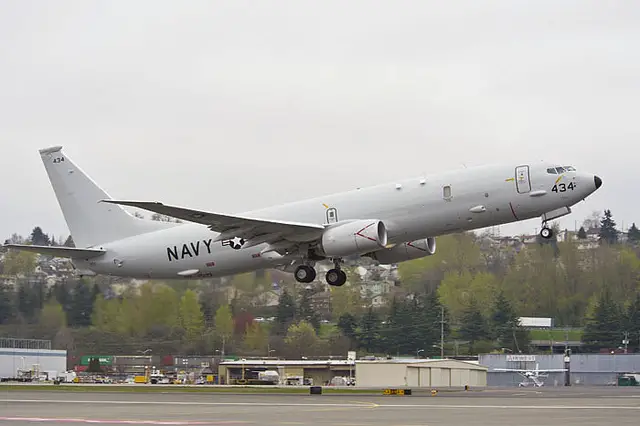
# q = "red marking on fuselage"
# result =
<box><xmin>509</xmin><ymin>202</ymin><xmax>519</xmax><ymax>220</ymax></box>
<box><xmin>355</xmin><ymin>222</ymin><xmax>379</xmax><ymax>242</ymax></box>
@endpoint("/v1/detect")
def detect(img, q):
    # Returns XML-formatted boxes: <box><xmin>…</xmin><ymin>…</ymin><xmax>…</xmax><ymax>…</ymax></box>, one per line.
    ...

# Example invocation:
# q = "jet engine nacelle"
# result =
<box><xmin>368</xmin><ymin>237</ymin><xmax>436</xmax><ymax>264</ymax></box>
<box><xmin>318</xmin><ymin>219</ymin><xmax>388</xmax><ymax>257</ymax></box>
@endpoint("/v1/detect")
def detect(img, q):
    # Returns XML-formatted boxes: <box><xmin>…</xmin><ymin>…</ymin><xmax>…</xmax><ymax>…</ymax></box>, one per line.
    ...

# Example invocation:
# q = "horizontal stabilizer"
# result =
<box><xmin>4</xmin><ymin>244</ymin><xmax>106</xmax><ymax>259</ymax></box>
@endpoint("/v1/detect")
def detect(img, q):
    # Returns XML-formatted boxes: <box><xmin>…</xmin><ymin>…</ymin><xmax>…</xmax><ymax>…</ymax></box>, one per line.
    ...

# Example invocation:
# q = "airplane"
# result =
<box><xmin>4</xmin><ymin>146</ymin><xmax>602</xmax><ymax>286</ymax></box>
<box><xmin>493</xmin><ymin>363</ymin><xmax>568</xmax><ymax>387</ymax></box>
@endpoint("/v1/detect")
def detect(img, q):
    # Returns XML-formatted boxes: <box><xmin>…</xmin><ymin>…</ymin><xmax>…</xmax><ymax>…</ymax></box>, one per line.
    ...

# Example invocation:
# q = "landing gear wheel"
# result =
<box><xmin>326</xmin><ymin>269</ymin><xmax>347</xmax><ymax>287</ymax></box>
<box><xmin>294</xmin><ymin>265</ymin><xmax>316</xmax><ymax>283</ymax></box>
<box><xmin>540</xmin><ymin>227</ymin><xmax>553</xmax><ymax>239</ymax></box>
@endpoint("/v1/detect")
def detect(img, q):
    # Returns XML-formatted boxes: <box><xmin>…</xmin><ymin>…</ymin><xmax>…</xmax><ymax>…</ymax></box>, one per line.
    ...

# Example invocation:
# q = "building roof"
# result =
<box><xmin>220</xmin><ymin>359</ymin><xmax>355</xmax><ymax>366</ymax></box>
<box><xmin>356</xmin><ymin>358</ymin><xmax>488</xmax><ymax>370</ymax></box>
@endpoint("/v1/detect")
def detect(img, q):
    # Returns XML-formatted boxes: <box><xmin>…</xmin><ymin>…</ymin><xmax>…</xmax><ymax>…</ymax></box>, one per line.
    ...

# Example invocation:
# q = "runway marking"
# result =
<box><xmin>1</xmin><ymin>399</ymin><xmax>374</xmax><ymax>408</ymax></box>
<box><xmin>3</xmin><ymin>399</ymin><xmax>640</xmax><ymax>411</ymax></box>
<box><xmin>0</xmin><ymin>418</ymin><xmax>247</xmax><ymax>425</ymax></box>
<box><xmin>378</xmin><ymin>404</ymin><xmax>640</xmax><ymax>410</ymax></box>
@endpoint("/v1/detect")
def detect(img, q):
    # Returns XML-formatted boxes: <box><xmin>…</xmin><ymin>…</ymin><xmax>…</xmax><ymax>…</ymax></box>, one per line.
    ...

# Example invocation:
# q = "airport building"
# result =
<box><xmin>218</xmin><ymin>359</ymin><xmax>355</xmax><ymax>386</ymax></box>
<box><xmin>355</xmin><ymin>359</ymin><xmax>488</xmax><ymax>388</ymax></box>
<box><xmin>481</xmin><ymin>353</ymin><xmax>640</xmax><ymax>386</ymax></box>
<box><xmin>0</xmin><ymin>338</ymin><xmax>67</xmax><ymax>381</ymax></box>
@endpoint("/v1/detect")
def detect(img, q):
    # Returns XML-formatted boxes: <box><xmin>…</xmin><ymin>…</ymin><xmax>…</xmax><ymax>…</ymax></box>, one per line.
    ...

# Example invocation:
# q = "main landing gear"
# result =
<box><xmin>325</xmin><ymin>268</ymin><xmax>347</xmax><ymax>287</ymax></box>
<box><xmin>294</xmin><ymin>264</ymin><xmax>316</xmax><ymax>283</ymax></box>
<box><xmin>294</xmin><ymin>259</ymin><xmax>347</xmax><ymax>287</ymax></box>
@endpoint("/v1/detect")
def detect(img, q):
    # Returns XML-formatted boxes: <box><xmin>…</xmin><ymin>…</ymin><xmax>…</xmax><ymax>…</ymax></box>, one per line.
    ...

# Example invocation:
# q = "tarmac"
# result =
<box><xmin>0</xmin><ymin>387</ymin><xmax>639</xmax><ymax>426</ymax></box>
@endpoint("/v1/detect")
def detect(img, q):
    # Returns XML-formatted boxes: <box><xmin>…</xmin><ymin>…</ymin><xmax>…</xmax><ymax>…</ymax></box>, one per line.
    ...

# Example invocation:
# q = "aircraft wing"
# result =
<box><xmin>4</xmin><ymin>244</ymin><xmax>106</xmax><ymax>259</ymax></box>
<box><xmin>493</xmin><ymin>368</ymin><xmax>528</xmax><ymax>372</ymax></box>
<box><xmin>101</xmin><ymin>200</ymin><xmax>326</xmax><ymax>250</ymax></box>
<box><xmin>493</xmin><ymin>368</ymin><xmax>567</xmax><ymax>372</ymax></box>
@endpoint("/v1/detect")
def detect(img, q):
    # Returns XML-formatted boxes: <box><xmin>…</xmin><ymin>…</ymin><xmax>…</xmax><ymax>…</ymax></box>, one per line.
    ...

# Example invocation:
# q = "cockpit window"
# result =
<box><xmin>547</xmin><ymin>166</ymin><xmax>576</xmax><ymax>174</ymax></box>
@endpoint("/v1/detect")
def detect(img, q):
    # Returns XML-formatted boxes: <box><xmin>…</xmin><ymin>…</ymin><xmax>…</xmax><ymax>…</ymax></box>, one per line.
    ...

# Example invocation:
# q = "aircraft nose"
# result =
<box><xmin>594</xmin><ymin>175</ymin><xmax>602</xmax><ymax>190</ymax></box>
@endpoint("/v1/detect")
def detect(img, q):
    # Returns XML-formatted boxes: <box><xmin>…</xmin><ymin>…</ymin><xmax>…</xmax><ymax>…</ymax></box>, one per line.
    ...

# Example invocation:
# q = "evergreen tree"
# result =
<box><xmin>490</xmin><ymin>291</ymin><xmax>527</xmax><ymax>353</ymax></box>
<box><xmin>582</xmin><ymin>289</ymin><xmax>623</xmax><ymax>351</ymax></box>
<box><xmin>419</xmin><ymin>291</ymin><xmax>451</xmax><ymax>357</ymax></box>
<box><xmin>274</xmin><ymin>289</ymin><xmax>296</xmax><ymax>335</ymax></box>
<box><xmin>67</xmin><ymin>280</ymin><xmax>96</xmax><ymax>327</ymax></box>
<box><xmin>577</xmin><ymin>226</ymin><xmax>588</xmax><ymax>239</ymax></box>
<box><xmin>337</xmin><ymin>313</ymin><xmax>358</xmax><ymax>341</ymax></box>
<box><xmin>297</xmin><ymin>287</ymin><xmax>321</xmax><ymax>331</ymax></box>
<box><xmin>383</xmin><ymin>296</ymin><xmax>414</xmax><ymax>354</ymax></box>
<box><xmin>598</xmin><ymin>209</ymin><xmax>618</xmax><ymax>245</ymax></box>
<box><xmin>624</xmin><ymin>292</ymin><xmax>640</xmax><ymax>352</ymax></box>
<box><xmin>16</xmin><ymin>283</ymin><xmax>36</xmax><ymax>321</ymax></box>
<box><xmin>63</xmin><ymin>235</ymin><xmax>75</xmax><ymax>247</ymax></box>
<box><xmin>29</xmin><ymin>226</ymin><xmax>50</xmax><ymax>246</ymax></box>
<box><xmin>627</xmin><ymin>223</ymin><xmax>640</xmax><ymax>244</ymax></box>
<box><xmin>458</xmin><ymin>300</ymin><xmax>491</xmax><ymax>354</ymax></box>
<box><xmin>358</xmin><ymin>307</ymin><xmax>382</xmax><ymax>353</ymax></box>
<box><xmin>0</xmin><ymin>283</ymin><xmax>14</xmax><ymax>324</ymax></box>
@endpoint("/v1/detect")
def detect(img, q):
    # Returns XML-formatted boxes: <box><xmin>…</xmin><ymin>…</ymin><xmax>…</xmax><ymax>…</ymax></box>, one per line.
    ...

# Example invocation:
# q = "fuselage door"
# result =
<box><xmin>515</xmin><ymin>165</ymin><xmax>531</xmax><ymax>194</ymax></box>
<box><xmin>326</xmin><ymin>207</ymin><xmax>339</xmax><ymax>224</ymax></box>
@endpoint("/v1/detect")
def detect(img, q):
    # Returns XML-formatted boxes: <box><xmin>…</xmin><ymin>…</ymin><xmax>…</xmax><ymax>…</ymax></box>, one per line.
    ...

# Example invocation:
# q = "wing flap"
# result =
<box><xmin>101</xmin><ymin>200</ymin><xmax>325</xmax><ymax>245</ymax></box>
<box><xmin>4</xmin><ymin>244</ymin><xmax>106</xmax><ymax>259</ymax></box>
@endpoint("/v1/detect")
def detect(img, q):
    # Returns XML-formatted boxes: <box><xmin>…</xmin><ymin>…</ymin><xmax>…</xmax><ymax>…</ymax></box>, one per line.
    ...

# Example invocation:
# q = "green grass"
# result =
<box><xmin>529</xmin><ymin>328</ymin><xmax>583</xmax><ymax>341</ymax></box>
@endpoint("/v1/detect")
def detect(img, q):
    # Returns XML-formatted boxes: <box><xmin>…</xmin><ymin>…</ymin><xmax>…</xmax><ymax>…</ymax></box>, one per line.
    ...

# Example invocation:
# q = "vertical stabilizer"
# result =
<box><xmin>39</xmin><ymin>146</ymin><xmax>178</xmax><ymax>247</ymax></box>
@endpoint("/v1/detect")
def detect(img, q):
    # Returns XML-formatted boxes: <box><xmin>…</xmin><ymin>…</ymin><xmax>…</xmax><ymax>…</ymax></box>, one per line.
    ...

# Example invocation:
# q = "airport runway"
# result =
<box><xmin>1</xmin><ymin>388</ymin><xmax>639</xmax><ymax>426</ymax></box>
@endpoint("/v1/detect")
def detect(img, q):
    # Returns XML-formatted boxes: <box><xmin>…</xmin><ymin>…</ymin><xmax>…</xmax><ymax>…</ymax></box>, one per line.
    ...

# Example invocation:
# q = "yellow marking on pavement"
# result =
<box><xmin>505</xmin><ymin>177</ymin><xmax>515</xmax><ymax>182</ymax></box>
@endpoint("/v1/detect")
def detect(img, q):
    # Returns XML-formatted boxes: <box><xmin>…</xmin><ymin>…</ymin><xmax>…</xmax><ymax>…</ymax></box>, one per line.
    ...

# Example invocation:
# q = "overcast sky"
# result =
<box><xmin>1</xmin><ymin>0</ymin><xmax>637</xmax><ymax>242</ymax></box>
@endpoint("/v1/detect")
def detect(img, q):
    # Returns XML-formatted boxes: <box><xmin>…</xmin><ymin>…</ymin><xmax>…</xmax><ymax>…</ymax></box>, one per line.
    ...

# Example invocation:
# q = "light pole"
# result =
<box><xmin>416</xmin><ymin>349</ymin><xmax>424</xmax><ymax>359</ymax></box>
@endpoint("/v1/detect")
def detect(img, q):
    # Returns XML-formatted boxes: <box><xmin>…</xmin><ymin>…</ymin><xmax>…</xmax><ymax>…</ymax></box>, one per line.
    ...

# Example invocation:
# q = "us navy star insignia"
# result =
<box><xmin>221</xmin><ymin>236</ymin><xmax>246</xmax><ymax>250</ymax></box>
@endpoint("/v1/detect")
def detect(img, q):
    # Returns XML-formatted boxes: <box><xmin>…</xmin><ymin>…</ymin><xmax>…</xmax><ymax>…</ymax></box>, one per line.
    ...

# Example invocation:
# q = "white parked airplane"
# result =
<box><xmin>4</xmin><ymin>147</ymin><xmax>602</xmax><ymax>286</ymax></box>
<box><xmin>493</xmin><ymin>364</ymin><xmax>568</xmax><ymax>387</ymax></box>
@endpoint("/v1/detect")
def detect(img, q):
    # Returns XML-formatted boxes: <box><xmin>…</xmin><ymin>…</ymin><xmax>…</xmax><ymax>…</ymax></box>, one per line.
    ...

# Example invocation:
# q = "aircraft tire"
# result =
<box><xmin>540</xmin><ymin>227</ymin><xmax>553</xmax><ymax>239</ymax></box>
<box><xmin>326</xmin><ymin>269</ymin><xmax>347</xmax><ymax>287</ymax></box>
<box><xmin>295</xmin><ymin>265</ymin><xmax>316</xmax><ymax>283</ymax></box>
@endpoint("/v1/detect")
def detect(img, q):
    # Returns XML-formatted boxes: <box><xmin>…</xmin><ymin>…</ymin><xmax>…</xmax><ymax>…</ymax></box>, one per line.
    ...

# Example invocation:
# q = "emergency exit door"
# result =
<box><xmin>326</xmin><ymin>207</ymin><xmax>339</xmax><ymax>224</ymax></box>
<box><xmin>515</xmin><ymin>165</ymin><xmax>531</xmax><ymax>193</ymax></box>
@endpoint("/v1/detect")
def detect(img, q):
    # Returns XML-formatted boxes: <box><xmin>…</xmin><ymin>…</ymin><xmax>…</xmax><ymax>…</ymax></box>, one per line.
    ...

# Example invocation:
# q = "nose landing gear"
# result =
<box><xmin>540</xmin><ymin>224</ymin><xmax>553</xmax><ymax>240</ymax></box>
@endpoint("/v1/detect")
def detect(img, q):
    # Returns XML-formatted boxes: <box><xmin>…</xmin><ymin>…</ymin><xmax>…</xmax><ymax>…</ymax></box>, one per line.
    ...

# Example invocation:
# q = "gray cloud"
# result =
<box><xmin>1</xmin><ymin>0</ymin><xmax>637</xmax><ymax>241</ymax></box>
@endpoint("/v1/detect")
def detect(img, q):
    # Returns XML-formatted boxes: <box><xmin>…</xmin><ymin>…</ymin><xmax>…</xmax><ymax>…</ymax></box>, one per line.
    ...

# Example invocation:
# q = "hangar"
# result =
<box><xmin>218</xmin><ymin>359</ymin><xmax>355</xmax><ymax>385</ymax></box>
<box><xmin>0</xmin><ymin>338</ymin><xmax>67</xmax><ymax>381</ymax></box>
<box><xmin>355</xmin><ymin>359</ymin><xmax>487</xmax><ymax>388</ymax></box>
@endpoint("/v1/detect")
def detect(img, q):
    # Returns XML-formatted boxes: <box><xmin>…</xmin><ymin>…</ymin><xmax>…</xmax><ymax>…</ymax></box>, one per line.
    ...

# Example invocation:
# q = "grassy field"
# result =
<box><xmin>529</xmin><ymin>329</ymin><xmax>583</xmax><ymax>341</ymax></box>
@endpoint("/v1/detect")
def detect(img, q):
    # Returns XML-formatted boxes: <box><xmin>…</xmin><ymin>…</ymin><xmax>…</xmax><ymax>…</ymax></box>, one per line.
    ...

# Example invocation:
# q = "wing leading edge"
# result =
<box><xmin>100</xmin><ymin>200</ymin><xmax>326</xmax><ymax>251</ymax></box>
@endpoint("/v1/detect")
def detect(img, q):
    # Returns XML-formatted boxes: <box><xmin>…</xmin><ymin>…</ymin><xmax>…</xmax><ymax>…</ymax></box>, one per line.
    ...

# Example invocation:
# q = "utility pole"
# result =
<box><xmin>440</xmin><ymin>305</ymin><xmax>445</xmax><ymax>359</ymax></box>
<box><xmin>622</xmin><ymin>331</ymin><xmax>629</xmax><ymax>354</ymax></box>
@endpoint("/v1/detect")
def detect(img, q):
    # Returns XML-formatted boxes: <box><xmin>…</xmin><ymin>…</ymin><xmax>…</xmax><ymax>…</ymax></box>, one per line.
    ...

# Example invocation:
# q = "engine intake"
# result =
<box><xmin>319</xmin><ymin>220</ymin><xmax>388</xmax><ymax>257</ymax></box>
<box><xmin>368</xmin><ymin>237</ymin><xmax>436</xmax><ymax>264</ymax></box>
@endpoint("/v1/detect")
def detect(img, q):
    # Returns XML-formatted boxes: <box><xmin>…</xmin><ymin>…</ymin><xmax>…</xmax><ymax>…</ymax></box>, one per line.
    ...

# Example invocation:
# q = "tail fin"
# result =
<box><xmin>39</xmin><ymin>146</ymin><xmax>178</xmax><ymax>248</ymax></box>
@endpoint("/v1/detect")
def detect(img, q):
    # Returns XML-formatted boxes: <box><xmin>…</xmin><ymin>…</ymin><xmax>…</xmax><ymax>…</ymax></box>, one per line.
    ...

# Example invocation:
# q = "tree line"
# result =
<box><xmin>1</xmin><ymin>209</ymin><xmax>639</xmax><ymax>357</ymax></box>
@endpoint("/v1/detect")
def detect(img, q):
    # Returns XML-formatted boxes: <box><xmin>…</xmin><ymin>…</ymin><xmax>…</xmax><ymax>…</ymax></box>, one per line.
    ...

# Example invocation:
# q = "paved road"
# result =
<box><xmin>1</xmin><ymin>388</ymin><xmax>639</xmax><ymax>425</ymax></box>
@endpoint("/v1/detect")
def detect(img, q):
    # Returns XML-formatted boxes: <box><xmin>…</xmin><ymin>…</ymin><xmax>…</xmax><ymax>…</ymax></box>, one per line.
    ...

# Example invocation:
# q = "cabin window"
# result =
<box><xmin>547</xmin><ymin>168</ymin><xmax>557</xmax><ymax>174</ymax></box>
<box><xmin>443</xmin><ymin>185</ymin><xmax>452</xmax><ymax>200</ymax></box>
<box><xmin>555</xmin><ymin>167</ymin><xmax>566</xmax><ymax>173</ymax></box>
